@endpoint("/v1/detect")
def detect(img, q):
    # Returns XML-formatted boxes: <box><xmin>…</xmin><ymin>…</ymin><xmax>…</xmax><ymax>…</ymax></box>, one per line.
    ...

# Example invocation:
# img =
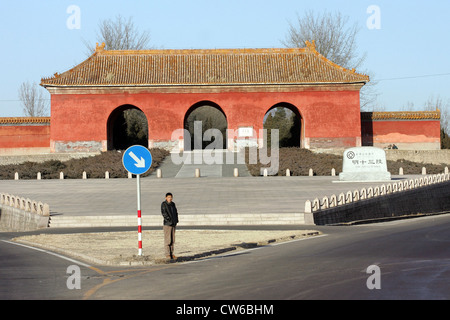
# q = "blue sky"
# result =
<box><xmin>1</xmin><ymin>0</ymin><xmax>449</xmax><ymax>116</ymax></box>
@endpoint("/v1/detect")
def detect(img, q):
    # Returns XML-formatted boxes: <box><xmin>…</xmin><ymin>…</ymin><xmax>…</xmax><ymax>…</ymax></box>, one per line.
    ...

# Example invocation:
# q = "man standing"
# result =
<box><xmin>161</xmin><ymin>192</ymin><xmax>179</xmax><ymax>259</ymax></box>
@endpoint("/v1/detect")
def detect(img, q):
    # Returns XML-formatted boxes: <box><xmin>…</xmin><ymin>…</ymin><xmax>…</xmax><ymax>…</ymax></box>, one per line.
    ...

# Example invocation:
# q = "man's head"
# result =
<box><xmin>165</xmin><ymin>192</ymin><xmax>173</xmax><ymax>203</ymax></box>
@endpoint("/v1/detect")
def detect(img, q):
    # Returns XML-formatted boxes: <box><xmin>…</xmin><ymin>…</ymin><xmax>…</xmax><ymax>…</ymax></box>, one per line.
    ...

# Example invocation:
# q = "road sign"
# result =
<box><xmin>122</xmin><ymin>145</ymin><xmax>152</xmax><ymax>175</ymax></box>
<box><xmin>122</xmin><ymin>145</ymin><xmax>153</xmax><ymax>256</ymax></box>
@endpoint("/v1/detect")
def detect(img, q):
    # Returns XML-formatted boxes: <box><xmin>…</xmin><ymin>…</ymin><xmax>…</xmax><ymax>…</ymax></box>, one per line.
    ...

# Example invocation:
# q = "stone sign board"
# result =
<box><xmin>339</xmin><ymin>147</ymin><xmax>391</xmax><ymax>181</ymax></box>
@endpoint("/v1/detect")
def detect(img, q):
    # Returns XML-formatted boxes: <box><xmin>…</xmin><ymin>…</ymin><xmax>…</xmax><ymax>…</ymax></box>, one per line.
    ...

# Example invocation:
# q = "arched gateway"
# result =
<box><xmin>264</xmin><ymin>103</ymin><xmax>303</xmax><ymax>148</ymax></box>
<box><xmin>184</xmin><ymin>101</ymin><xmax>228</xmax><ymax>150</ymax></box>
<box><xmin>40</xmin><ymin>41</ymin><xmax>369</xmax><ymax>153</ymax></box>
<box><xmin>107</xmin><ymin>105</ymin><xmax>148</xmax><ymax>150</ymax></box>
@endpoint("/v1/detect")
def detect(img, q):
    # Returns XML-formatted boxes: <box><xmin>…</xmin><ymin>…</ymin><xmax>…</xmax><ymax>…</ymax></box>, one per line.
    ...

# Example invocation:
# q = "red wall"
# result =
<box><xmin>0</xmin><ymin>125</ymin><xmax>50</xmax><ymax>148</ymax></box>
<box><xmin>50</xmin><ymin>87</ymin><xmax>362</xmax><ymax>152</ymax></box>
<box><xmin>361</xmin><ymin>119</ymin><xmax>441</xmax><ymax>150</ymax></box>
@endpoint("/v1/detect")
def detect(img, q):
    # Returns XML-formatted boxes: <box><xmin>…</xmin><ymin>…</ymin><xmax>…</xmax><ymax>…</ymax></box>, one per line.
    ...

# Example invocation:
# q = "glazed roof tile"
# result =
<box><xmin>361</xmin><ymin>111</ymin><xmax>441</xmax><ymax>120</ymax></box>
<box><xmin>0</xmin><ymin>117</ymin><xmax>51</xmax><ymax>124</ymax></box>
<box><xmin>41</xmin><ymin>41</ymin><xmax>369</xmax><ymax>87</ymax></box>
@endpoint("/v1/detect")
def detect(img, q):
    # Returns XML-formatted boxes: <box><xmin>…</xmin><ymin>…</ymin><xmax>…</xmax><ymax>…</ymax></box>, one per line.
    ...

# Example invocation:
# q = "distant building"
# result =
<box><xmin>361</xmin><ymin>111</ymin><xmax>441</xmax><ymax>150</ymax></box>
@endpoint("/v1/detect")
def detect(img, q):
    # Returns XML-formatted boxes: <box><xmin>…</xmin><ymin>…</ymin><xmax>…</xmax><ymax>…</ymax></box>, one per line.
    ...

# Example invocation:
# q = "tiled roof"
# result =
<box><xmin>361</xmin><ymin>111</ymin><xmax>441</xmax><ymax>121</ymax></box>
<box><xmin>41</xmin><ymin>41</ymin><xmax>369</xmax><ymax>87</ymax></box>
<box><xmin>0</xmin><ymin>117</ymin><xmax>51</xmax><ymax>125</ymax></box>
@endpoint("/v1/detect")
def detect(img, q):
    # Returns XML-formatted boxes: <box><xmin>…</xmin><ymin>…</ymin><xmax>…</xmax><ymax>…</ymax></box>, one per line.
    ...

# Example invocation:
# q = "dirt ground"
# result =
<box><xmin>13</xmin><ymin>229</ymin><xmax>321</xmax><ymax>266</ymax></box>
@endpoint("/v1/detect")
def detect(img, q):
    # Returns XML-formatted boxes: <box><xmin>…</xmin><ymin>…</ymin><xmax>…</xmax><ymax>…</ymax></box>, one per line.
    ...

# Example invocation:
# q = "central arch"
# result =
<box><xmin>107</xmin><ymin>105</ymin><xmax>148</xmax><ymax>150</ymax></box>
<box><xmin>183</xmin><ymin>101</ymin><xmax>228</xmax><ymax>150</ymax></box>
<box><xmin>263</xmin><ymin>103</ymin><xmax>303</xmax><ymax>148</ymax></box>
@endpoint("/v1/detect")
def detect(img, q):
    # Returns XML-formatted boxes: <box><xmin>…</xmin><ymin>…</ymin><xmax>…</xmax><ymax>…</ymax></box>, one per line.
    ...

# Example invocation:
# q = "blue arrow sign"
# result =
<box><xmin>122</xmin><ymin>145</ymin><xmax>152</xmax><ymax>175</ymax></box>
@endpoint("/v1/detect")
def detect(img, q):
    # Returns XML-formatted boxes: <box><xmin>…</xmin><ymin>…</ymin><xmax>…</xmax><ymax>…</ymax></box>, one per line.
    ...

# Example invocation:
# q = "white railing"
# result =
<box><xmin>305</xmin><ymin>173</ymin><xmax>450</xmax><ymax>213</ymax></box>
<box><xmin>0</xmin><ymin>193</ymin><xmax>50</xmax><ymax>216</ymax></box>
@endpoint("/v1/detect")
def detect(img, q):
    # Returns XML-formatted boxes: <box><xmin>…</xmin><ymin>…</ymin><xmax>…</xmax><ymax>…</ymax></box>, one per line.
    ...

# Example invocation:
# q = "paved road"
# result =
<box><xmin>0</xmin><ymin>235</ymin><xmax>102</xmax><ymax>299</ymax></box>
<box><xmin>0</xmin><ymin>175</ymin><xmax>415</xmax><ymax>218</ymax></box>
<box><xmin>154</xmin><ymin>150</ymin><xmax>251</xmax><ymax>178</ymax></box>
<box><xmin>0</xmin><ymin>148</ymin><xmax>424</xmax><ymax>224</ymax></box>
<box><xmin>86</xmin><ymin>215</ymin><xmax>450</xmax><ymax>300</ymax></box>
<box><xmin>1</xmin><ymin>214</ymin><xmax>449</xmax><ymax>300</ymax></box>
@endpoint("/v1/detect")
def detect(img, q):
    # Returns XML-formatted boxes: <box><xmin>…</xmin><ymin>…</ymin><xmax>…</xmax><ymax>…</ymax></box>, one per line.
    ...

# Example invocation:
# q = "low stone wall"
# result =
<box><xmin>385</xmin><ymin>150</ymin><xmax>450</xmax><ymax>165</ymax></box>
<box><xmin>305</xmin><ymin>173</ymin><xmax>450</xmax><ymax>225</ymax></box>
<box><xmin>0</xmin><ymin>193</ymin><xmax>50</xmax><ymax>231</ymax></box>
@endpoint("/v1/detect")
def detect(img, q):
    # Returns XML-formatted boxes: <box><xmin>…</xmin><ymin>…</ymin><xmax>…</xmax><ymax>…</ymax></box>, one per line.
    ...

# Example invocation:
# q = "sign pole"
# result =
<box><xmin>137</xmin><ymin>174</ymin><xmax>142</xmax><ymax>256</ymax></box>
<box><xmin>122</xmin><ymin>145</ymin><xmax>152</xmax><ymax>257</ymax></box>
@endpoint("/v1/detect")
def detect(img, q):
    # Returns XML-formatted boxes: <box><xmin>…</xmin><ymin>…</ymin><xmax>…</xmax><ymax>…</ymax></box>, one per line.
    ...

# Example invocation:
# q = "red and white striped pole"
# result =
<box><xmin>136</xmin><ymin>174</ymin><xmax>142</xmax><ymax>256</ymax></box>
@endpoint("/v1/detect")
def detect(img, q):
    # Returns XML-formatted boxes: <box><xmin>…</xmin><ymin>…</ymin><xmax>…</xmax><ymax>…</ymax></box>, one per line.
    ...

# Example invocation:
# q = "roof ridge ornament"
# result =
<box><xmin>304</xmin><ymin>40</ymin><xmax>316</xmax><ymax>51</ymax></box>
<box><xmin>95</xmin><ymin>42</ymin><xmax>106</xmax><ymax>52</ymax></box>
<box><xmin>305</xmin><ymin>40</ymin><xmax>367</xmax><ymax>79</ymax></box>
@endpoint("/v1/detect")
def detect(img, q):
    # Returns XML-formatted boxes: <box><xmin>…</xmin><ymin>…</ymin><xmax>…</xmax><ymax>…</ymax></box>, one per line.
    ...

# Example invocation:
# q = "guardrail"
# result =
<box><xmin>0</xmin><ymin>193</ymin><xmax>50</xmax><ymax>216</ymax></box>
<box><xmin>305</xmin><ymin>173</ymin><xmax>450</xmax><ymax>214</ymax></box>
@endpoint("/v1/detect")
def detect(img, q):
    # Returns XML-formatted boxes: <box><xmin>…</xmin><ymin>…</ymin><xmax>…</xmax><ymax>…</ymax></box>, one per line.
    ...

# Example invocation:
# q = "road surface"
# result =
<box><xmin>1</xmin><ymin>214</ymin><xmax>449</xmax><ymax>301</ymax></box>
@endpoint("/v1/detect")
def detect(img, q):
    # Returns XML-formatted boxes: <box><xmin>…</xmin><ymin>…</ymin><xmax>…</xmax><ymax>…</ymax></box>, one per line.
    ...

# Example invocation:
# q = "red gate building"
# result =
<box><xmin>0</xmin><ymin>41</ymin><xmax>439</xmax><ymax>156</ymax></box>
<box><xmin>39</xmin><ymin>41</ymin><xmax>370</xmax><ymax>153</ymax></box>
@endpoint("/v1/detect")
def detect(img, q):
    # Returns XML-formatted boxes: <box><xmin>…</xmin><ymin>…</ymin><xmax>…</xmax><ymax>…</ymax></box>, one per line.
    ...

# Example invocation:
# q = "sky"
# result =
<box><xmin>0</xmin><ymin>0</ymin><xmax>449</xmax><ymax>116</ymax></box>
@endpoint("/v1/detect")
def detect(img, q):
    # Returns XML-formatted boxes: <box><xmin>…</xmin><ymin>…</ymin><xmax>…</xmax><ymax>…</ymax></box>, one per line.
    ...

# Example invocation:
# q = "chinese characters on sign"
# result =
<box><xmin>347</xmin><ymin>150</ymin><xmax>385</xmax><ymax>168</ymax></box>
<box><xmin>340</xmin><ymin>147</ymin><xmax>391</xmax><ymax>182</ymax></box>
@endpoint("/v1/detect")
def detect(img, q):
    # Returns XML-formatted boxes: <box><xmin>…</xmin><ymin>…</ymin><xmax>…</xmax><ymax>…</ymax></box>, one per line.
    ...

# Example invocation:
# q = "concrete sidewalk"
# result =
<box><xmin>0</xmin><ymin>174</ymin><xmax>417</xmax><ymax>228</ymax></box>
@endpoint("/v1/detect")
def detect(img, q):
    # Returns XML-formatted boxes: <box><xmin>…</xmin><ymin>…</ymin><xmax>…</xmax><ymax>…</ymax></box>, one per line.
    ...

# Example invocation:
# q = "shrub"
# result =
<box><xmin>245</xmin><ymin>147</ymin><xmax>448</xmax><ymax>176</ymax></box>
<box><xmin>0</xmin><ymin>149</ymin><xmax>170</xmax><ymax>180</ymax></box>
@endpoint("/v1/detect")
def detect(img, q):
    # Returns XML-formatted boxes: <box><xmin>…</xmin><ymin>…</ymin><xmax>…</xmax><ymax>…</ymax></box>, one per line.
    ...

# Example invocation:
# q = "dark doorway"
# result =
<box><xmin>107</xmin><ymin>105</ymin><xmax>148</xmax><ymax>150</ymax></box>
<box><xmin>184</xmin><ymin>102</ymin><xmax>227</xmax><ymax>150</ymax></box>
<box><xmin>263</xmin><ymin>103</ymin><xmax>302</xmax><ymax>148</ymax></box>
<box><xmin>360</xmin><ymin>112</ymin><xmax>374</xmax><ymax>146</ymax></box>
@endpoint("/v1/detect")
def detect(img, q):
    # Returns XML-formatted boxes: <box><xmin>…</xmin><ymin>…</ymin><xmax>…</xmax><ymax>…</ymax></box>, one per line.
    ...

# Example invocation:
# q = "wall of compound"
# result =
<box><xmin>0</xmin><ymin>122</ymin><xmax>50</xmax><ymax>155</ymax></box>
<box><xmin>361</xmin><ymin>119</ymin><xmax>441</xmax><ymax>150</ymax></box>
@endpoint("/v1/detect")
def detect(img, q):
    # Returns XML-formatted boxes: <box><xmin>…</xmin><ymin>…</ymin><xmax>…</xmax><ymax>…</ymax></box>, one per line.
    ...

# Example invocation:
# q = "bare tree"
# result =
<box><xmin>283</xmin><ymin>11</ymin><xmax>366</xmax><ymax>69</ymax></box>
<box><xmin>424</xmin><ymin>94</ymin><xmax>449</xmax><ymax>135</ymax></box>
<box><xmin>282</xmin><ymin>10</ymin><xmax>378</xmax><ymax>110</ymax></box>
<box><xmin>18</xmin><ymin>81</ymin><xmax>49</xmax><ymax>117</ymax></box>
<box><xmin>400</xmin><ymin>94</ymin><xmax>450</xmax><ymax>148</ymax></box>
<box><xmin>84</xmin><ymin>15</ymin><xmax>151</xmax><ymax>54</ymax></box>
<box><xmin>404</xmin><ymin>95</ymin><xmax>449</xmax><ymax>131</ymax></box>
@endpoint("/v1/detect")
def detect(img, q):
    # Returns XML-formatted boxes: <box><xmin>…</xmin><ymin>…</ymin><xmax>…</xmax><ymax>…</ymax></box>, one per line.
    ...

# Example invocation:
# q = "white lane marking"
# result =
<box><xmin>1</xmin><ymin>240</ymin><xmax>91</xmax><ymax>268</ymax></box>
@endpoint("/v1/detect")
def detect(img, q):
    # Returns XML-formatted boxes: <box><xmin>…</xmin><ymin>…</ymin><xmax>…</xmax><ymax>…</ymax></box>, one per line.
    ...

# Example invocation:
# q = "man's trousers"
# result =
<box><xmin>163</xmin><ymin>225</ymin><xmax>176</xmax><ymax>258</ymax></box>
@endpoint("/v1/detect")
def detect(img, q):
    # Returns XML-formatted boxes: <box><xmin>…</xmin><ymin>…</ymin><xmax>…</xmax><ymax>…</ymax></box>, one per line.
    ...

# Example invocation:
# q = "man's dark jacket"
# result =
<box><xmin>161</xmin><ymin>200</ymin><xmax>179</xmax><ymax>226</ymax></box>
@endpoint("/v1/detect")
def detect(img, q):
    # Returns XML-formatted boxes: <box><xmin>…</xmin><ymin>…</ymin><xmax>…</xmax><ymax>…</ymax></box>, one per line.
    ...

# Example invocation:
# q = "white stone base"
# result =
<box><xmin>339</xmin><ymin>171</ymin><xmax>391</xmax><ymax>182</ymax></box>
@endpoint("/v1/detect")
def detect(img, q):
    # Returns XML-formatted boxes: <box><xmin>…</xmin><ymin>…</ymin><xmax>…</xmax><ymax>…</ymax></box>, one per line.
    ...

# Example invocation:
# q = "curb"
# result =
<box><xmin>48</xmin><ymin>213</ymin><xmax>307</xmax><ymax>228</ymax></box>
<box><xmin>12</xmin><ymin>231</ymin><xmax>322</xmax><ymax>266</ymax></box>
